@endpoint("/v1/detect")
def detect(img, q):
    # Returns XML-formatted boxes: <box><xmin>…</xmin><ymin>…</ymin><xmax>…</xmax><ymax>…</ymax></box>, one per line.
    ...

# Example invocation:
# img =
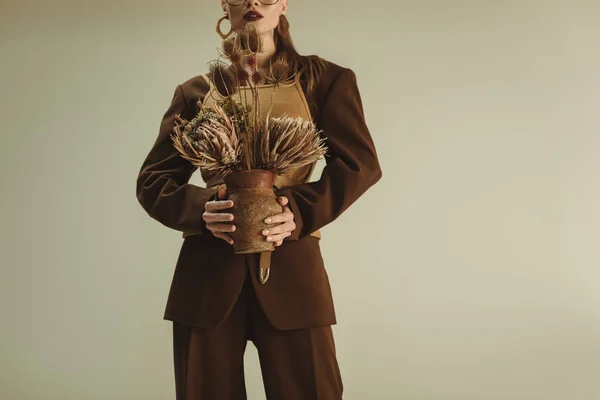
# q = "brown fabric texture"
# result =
<box><xmin>172</xmin><ymin>263</ymin><xmax>343</xmax><ymax>400</ymax></box>
<box><xmin>136</xmin><ymin>59</ymin><xmax>382</xmax><ymax>330</ymax></box>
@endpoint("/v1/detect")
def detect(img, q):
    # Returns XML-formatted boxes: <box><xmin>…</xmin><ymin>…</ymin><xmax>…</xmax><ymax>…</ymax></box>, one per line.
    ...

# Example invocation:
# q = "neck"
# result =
<box><xmin>255</xmin><ymin>32</ymin><xmax>277</xmax><ymax>70</ymax></box>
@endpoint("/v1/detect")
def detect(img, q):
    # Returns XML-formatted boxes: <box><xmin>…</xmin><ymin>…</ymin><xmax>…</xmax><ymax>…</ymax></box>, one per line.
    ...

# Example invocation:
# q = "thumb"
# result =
<box><xmin>217</xmin><ymin>185</ymin><xmax>228</xmax><ymax>200</ymax></box>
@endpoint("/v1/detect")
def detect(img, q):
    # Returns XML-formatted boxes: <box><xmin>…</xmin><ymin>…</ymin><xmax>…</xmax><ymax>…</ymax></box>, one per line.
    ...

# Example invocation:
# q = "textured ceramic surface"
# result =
<box><xmin>223</xmin><ymin>170</ymin><xmax>282</xmax><ymax>254</ymax></box>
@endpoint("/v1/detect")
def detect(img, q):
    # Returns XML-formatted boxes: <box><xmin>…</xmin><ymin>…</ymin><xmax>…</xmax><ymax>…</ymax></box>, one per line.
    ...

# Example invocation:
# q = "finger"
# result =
<box><xmin>277</xmin><ymin>196</ymin><xmax>289</xmax><ymax>206</ymax></box>
<box><xmin>266</xmin><ymin>231</ymin><xmax>291</xmax><ymax>243</ymax></box>
<box><xmin>263</xmin><ymin>220</ymin><xmax>295</xmax><ymax>237</ymax></box>
<box><xmin>213</xmin><ymin>231</ymin><xmax>234</xmax><ymax>245</ymax></box>
<box><xmin>263</xmin><ymin>211</ymin><xmax>294</xmax><ymax>226</ymax></box>
<box><xmin>206</xmin><ymin>222</ymin><xmax>236</xmax><ymax>233</ymax></box>
<box><xmin>205</xmin><ymin>200</ymin><xmax>234</xmax><ymax>212</ymax></box>
<box><xmin>217</xmin><ymin>186</ymin><xmax>229</xmax><ymax>200</ymax></box>
<box><xmin>204</xmin><ymin>212</ymin><xmax>234</xmax><ymax>223</ymax></box>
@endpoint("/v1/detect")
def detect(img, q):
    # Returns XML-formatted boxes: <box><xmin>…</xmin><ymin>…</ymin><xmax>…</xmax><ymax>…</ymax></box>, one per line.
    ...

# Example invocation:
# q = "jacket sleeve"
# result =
<box><xmin>136</xmin><ymin>84</ymin><xmax>217</xmax><ymax>235</ymax></box>
<box><xmin>275</xmin><ymin>68</ymin><xmax>383</xmax><ymax>241</ymax></box>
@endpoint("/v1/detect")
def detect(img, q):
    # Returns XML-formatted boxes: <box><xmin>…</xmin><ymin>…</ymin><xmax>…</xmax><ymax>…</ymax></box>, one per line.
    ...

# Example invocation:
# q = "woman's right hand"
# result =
<box><xmin>203</xmin><ymin>186</ymin><xmax>235</xmax><ymax>245</ymax></box>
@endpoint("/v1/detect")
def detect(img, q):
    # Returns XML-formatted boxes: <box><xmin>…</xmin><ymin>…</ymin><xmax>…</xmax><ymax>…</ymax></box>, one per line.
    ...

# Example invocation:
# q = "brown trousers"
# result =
<box><xmin>172</xmin><ymin>263</ymin><xmax>344</xmax><ymax>400</ymax></box>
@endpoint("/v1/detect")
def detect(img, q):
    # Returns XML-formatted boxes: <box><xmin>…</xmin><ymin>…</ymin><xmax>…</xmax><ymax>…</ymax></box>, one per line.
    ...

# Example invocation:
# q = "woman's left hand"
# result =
<box><xmin>262</xmin><ymin>196</ymin><xmax>296</xmax><ymax>246</ymax></box>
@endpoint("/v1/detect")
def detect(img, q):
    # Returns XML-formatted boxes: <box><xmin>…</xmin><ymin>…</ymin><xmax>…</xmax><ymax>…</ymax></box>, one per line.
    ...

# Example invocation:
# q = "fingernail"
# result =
<box><xmin>231</xmin><ymin>226</ymin><xmax>236</xmax><ymax>231</ymax></box>
<box><xmin>263</xmin><ymin>230</ymin><xmax>269</xmax><ymax>235</ymax></box>
<box><xmin>266</xmin><ymin>236</ymin><xmax>272</xmax><ymax>241</ymax></box>
<box><xmin>265</xmin><ymin>218</ymin><xmax>272</xmax><ymax>223</ymax></box>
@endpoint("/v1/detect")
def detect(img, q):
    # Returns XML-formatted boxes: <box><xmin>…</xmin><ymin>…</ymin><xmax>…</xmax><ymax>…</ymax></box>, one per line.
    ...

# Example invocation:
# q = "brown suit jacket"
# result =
<box><xmin>136</xmin><ymin>58</ymin><xmax>382</xmax><ymax>330</ymax></box>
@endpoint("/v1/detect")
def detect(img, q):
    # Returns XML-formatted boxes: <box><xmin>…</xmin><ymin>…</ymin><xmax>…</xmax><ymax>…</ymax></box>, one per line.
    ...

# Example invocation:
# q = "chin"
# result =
<box><xmin>233</xmin><ymin>20</ymin><xmax>273</xmax><ymax>37</ymax></box>
<box><xmin>255</xmin><ymin>24</ymin><xmax>276</xmax><ymax>35</ymax></box>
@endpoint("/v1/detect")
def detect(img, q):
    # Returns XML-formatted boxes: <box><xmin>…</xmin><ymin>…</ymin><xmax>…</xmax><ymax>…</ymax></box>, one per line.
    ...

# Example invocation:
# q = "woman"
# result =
<box><xmin>136</xmin><ymin>0</ymin><xmax>382</xmax><ymax>398</ymax></box>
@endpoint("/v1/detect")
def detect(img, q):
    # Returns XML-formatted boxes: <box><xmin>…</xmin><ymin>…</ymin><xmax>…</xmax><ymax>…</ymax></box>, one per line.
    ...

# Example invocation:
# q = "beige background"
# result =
<box><xmin>2</xmin><ymin>0</ymin><xmax>600</xmax><ymax>399</ymax></box>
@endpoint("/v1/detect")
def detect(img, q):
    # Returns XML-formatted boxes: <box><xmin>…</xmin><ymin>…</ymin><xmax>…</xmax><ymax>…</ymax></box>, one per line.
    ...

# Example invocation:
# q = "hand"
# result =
<box><xmin>262</xmin><ymin>196</ymin><xmax>296</xmax><ymax>247</ymax></box>
<box><xmin>203</xmin><ymin>186</ymin><xmax>235</xmax><ymax>245</ymax></box>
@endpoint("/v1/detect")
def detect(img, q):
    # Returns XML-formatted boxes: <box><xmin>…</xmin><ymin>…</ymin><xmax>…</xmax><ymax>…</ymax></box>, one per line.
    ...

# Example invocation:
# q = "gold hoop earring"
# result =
<box><xmin>216</xmin><ymin>15</ymin><xmax>233</xmax><ymax>39</ymax></box>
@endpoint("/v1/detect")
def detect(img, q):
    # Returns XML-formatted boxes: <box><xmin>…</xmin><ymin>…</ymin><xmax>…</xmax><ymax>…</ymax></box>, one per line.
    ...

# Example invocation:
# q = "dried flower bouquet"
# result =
<box><xmin>170</xmin><ymin>24</ymin><xmax>327</xmax><ymax>254</ymax></box>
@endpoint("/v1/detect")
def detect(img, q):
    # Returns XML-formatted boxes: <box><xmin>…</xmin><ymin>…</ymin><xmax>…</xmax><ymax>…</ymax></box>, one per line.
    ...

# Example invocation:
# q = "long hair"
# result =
<box><xmin>273</xmin><ymin>14</ymin><xmax>327</xmax><ymax>95</ymax></box>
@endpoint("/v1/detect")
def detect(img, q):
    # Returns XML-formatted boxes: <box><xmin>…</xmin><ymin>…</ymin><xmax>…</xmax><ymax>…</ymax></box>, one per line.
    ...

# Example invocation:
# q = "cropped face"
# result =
<box><xmin>220</xmin><ymin>0</ymin><xmax>288</xmax><ymax>37</ymax></box>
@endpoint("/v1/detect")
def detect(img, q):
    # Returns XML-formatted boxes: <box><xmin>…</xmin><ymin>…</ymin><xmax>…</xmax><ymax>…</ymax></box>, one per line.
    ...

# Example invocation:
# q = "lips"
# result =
<box><xmin>244</xmin><ymin>10</ymin><xmax>264</xmax><ymax>21</ymax></box>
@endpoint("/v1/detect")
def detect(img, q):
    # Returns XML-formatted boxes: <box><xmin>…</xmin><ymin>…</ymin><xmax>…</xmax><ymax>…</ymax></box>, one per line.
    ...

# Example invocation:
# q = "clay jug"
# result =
<box><xmin>223</xmin><ymin>169</ymin><xmax>282</xmax><ymax>254</ymax></box>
